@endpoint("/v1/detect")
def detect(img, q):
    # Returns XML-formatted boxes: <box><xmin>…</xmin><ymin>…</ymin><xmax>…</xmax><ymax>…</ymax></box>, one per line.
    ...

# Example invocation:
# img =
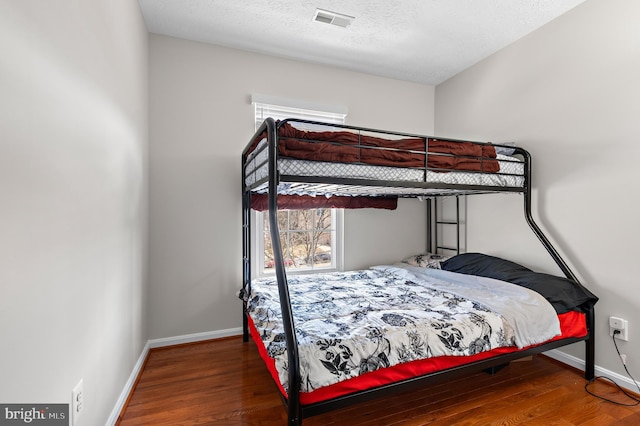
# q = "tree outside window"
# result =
<box><xmin>263</xmin><ymin>208</ymin><xmax>335</xmax><ymax>271</ymax></box>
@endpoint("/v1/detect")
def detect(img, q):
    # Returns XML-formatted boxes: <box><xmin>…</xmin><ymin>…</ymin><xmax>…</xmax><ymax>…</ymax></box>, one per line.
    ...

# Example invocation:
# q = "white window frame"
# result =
<box><xmin>252</xmin><ymin>95</ymin><xmax>347</xmax><ymax>277</ymax></box>
<box><xmin>253</xmin><ymin>208</ymin><xmax>344</xmax><ymax>276</ymax></box>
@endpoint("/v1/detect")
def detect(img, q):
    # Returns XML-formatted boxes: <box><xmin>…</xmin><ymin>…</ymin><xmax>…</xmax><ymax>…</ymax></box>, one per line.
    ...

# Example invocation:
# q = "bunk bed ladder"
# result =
<box><xmin>428</xmin><ymin>196</ymin><xmax>462</xmax><ymax>255</ymax></box>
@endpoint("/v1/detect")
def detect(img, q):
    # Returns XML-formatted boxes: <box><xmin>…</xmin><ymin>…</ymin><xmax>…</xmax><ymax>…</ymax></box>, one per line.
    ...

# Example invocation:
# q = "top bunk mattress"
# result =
<box><xmin>243</xmin><ymin>120</ymin><xmax>525</xmax><ymax>197</ymax></box>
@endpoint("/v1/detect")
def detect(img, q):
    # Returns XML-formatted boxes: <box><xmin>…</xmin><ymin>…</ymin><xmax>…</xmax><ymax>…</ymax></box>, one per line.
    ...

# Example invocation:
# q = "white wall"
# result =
<box><xmin>436</xmin><ymin>0</ymin><xmax>640</xmax><ymax>377</ymax></box>
<box><xmin>0</xmin><ymin>1</ymin><xmax>148</xmax><ymax>424</ymax></box>
<box><xmin>148</xmin><ymin>34</ymin><xmax>435</xmax><ymax>339</ymax></box>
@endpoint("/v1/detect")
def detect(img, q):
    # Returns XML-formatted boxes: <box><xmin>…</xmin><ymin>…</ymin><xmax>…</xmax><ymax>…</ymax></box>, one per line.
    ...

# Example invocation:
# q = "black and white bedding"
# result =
<box><xmin>247</xmin><ymin>264</ymin><xmax>560</xmax><ymax>393</ymax></box>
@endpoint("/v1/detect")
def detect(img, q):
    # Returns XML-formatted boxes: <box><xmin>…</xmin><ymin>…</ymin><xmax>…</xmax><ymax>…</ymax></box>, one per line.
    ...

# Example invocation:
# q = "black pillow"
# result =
<box><xmin>440</xmin><ymin>253</ymin><xmax>598</xmax><ymax>314</ymax></box>
<box><xmin>440</xmin><ymin>252</ymin><xmax>532</xmax><ymax>278</ymax></box>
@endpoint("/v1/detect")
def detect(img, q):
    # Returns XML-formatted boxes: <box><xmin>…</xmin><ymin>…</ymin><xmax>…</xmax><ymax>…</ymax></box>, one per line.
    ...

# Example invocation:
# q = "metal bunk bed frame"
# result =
<box><xmin>241</xmin><ymin>117</ymin><xmax>595</xmax><ymax>426</ymax></box>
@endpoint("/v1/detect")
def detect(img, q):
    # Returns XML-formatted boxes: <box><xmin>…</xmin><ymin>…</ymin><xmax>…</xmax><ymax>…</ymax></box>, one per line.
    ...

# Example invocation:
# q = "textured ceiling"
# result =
<box><xmin>138</xmin><ymin>0</ymin><xmax>586</xmax><ymax>85</ymax></box>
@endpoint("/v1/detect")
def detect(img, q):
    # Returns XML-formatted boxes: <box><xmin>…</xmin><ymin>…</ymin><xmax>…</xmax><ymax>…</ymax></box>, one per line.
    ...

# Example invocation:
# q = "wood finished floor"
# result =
<box><xmin>117</xmin><ymin>336</ymin><xmax>640</xmax><ymax>425</ymax></box>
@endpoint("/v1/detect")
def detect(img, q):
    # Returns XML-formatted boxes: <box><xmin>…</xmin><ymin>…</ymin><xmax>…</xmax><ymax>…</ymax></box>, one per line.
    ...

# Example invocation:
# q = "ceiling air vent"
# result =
<box><xmin>313</xmin><ymin>8</ymin><xmax>354</xmax><ymax>28</ymax></box>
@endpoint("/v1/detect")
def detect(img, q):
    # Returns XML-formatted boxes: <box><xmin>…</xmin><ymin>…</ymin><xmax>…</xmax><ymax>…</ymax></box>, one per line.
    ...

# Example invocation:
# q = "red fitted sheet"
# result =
<box><xmin>248</xmin><ymin>311</ymin><xmax>587</xmax><ymax>406</ymax></box>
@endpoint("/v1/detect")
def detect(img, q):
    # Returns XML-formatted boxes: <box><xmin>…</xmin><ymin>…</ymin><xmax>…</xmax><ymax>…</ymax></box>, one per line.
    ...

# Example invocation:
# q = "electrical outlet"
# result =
<box><xmin>609</xmin><ymin>316</ymin><xmax>629</xmax><ymax>341</ymax></box>
<box><xmin>72</xmin><ymin>379</ymin><xmax>83</xmax><ymax>424</ymax></box>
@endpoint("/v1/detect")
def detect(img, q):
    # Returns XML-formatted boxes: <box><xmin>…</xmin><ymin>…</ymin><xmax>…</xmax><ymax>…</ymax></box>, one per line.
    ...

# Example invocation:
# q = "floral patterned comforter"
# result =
<box><xmin>248</xmin><ymin>265</ymin><xmax>559</xmax><ymax>393</ymax></box>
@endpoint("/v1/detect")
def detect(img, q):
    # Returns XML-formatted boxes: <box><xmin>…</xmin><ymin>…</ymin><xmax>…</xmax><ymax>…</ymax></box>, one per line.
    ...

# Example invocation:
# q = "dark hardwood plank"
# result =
<box><xmin>117</xmin><ymin>337</ymin><xmax>640</xmax><ymax>425</ymax></box>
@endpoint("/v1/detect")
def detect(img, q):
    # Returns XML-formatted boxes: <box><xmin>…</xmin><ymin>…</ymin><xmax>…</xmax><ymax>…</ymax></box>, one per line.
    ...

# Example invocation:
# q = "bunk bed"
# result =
<box><xmin>240</xmin><ymin>118</ymin><xmax>597</xmax><ymax>425</ymax></box>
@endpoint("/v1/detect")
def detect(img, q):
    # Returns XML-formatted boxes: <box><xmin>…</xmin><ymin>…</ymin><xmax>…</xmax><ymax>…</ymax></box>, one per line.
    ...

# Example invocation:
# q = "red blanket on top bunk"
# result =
<box><xmin>251</xmin><ymin>194</ymin><xmax>398</xmax><ymax>211</ymax></box>
<box><xmin>251</xmin><ymin>122</ymin><xmax>500</xmax><ymax>173</ymax></box>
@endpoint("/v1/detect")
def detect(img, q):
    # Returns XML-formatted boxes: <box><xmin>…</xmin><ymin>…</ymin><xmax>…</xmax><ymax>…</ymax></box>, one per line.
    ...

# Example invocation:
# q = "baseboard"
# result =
<box><xmin>106</xmin><ymin>327</ymin><xmax>242</xmax><ymax>425</ymax></box>
<box><xmin>147</xmin><ymin>327</ymin><xmax>243</xmax><ymax>349</ymax></box>
<box><xmin>544</xmin><ymin>348</ymin><xmax>638</xmax><ymax>391</ymax></box>
<box><xmin>105</xmin><ymin>340</ymin><xmax>150</xmax><ymax>426</ymax></box>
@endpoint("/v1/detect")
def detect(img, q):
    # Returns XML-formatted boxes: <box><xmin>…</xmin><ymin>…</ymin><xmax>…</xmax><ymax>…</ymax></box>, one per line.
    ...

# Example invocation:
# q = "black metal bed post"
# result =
<box><xmin>518</xmin><ymin>148</ymin><xmax>595</xmax><ymax>380</ymax></box>
<box><xmin>433</xmin><ymin>198</ymin><xmax>439</xmax><ymax>254</ymax></box>
<box><xmin>265</xmin><ymin>118</ymin><xmax>302</xmax><ymax>425</ymax></box>
<box><xmin>519</xmin><ymin>148</ymin><xmax>578</xmax><ymax>282</ymax></box>
<box><xmin>241</xmin><ymin>131</ymin><xmax>252</xmax><ymax>343</ymax></box>
<box><xmin>455</xmin><ymin>196</ymin><xmax>460</xmax><ymax>255</ymax></box>
<box><xmin>241</xmin><ymin>188</ymin><xmax>251</xmax><ymax>342</ymax></box>
<box><xmin>426</xmin><ymin>199</ymin><xmax>433</xmax><ymax>253</ymax></box>
<box><xmin>585</xmin><ymin>306</ymin><xmax>596</xmax><ymax>380</ymax></box>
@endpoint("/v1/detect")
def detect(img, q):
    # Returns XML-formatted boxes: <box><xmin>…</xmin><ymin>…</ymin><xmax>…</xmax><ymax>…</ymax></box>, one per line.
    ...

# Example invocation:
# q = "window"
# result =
<box><xmin>252</xmin><ymin>94</ymin><xmax>347</xmax><ymax>129</ymax></box>
<box><xmin>262</xmin><ymin>208</ymin><xmax>339</xmax><ymax>271</ymax></box>
<box><xmin>252</xmin><ymin>95</ymin><xmax>346</xmax><ymax>276</ymax></box>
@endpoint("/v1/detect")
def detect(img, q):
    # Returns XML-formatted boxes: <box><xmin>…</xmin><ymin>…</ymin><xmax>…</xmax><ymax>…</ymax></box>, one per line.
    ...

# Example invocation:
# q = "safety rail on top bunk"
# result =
<box><xmin>242</xmin><ymin>117</ymin><xmax>529</xmax><ymax>198</ymax></box>
<box><xmin>240</xmin><ymin>117</ymin><xmax>595</xmax><ymax>425</ymax></box>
